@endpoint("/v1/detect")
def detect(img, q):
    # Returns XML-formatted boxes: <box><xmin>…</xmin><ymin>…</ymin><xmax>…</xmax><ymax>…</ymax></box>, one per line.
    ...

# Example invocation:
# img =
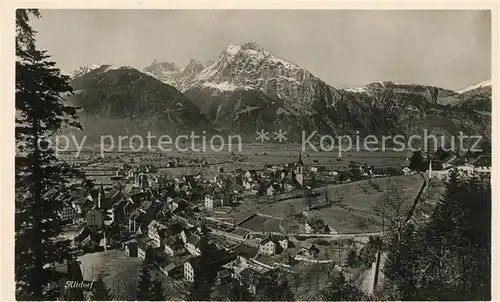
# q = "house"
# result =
<box><xmin>86</xmin><ymin>207</ymin><xmax>104</xmax><ymax>230</ymax></box>
<box><xmin>328</xmin><ymin>171</ymin><xmax>339</xmax><ymax>176</ymax></box>
<box><xmin>112</xmin><ymin>198</ymin><xmax>136</xmax><ymax>226</ymax></box>
<box><xmin>184</xmin><ymin>249</ymin><xmax>237</xmax><ymax>282</ymax></box>
<box><xmin>164</xmin><ymin>236</ymin><xmax>185</xmax><ymax>256</ymax></box>
<box><xmin>153</xmin><ymin>229</ymin><xmax>168</xmax><ymax>249</ymax></box>
<box><xmin>182</xmin><ymin>175</ymin><xmax>197</xmax><ymax>188</ymax></box>
<box><xmin>105</xmin><ymin>188</ymin><xmax>125</xmax><ymax>207</ymax></box>
<box><xmin>205</xmin><ymin>195</ymin><xmax>215</xmax><ymax>210</ymax></box>
<box><xmin>236</xmin><ymin>267</ymin><xmax>276</xmax><ymax>295</ymax></box>
<box><xmin>310</xmin><ymin>166</ymin><xmax>326</xmax><ymax>173</ymax></box>
<box><xmin>185</xmin><ymin>234</ymin><xmax>202</xmax><ymax>256</ymax></box>
<box><xmin>293</xmin><ymin>153</ymin><xmax>305</xmax><ymax>186</ymax></box>
<box><xmin>169</xmin><ymin>197</ymin><xmax>188</xmax><ymax>213</ymax></box>
<box><xmin>426</xmin><ymin>160</ymin><xmax>448</xmax><ymax>180</ymax></box>
<box><xmin>181</xmin><ymin>227</ymin><xmax>199</xmax><ymax>244</ymax></box>
<box><xmin>300</xmin><ymin>242</ymin><xmax>320</xmax><ymax>257</ymax></box>
<box><xmin>266</xmin><ymin>183</ymin><xmax>282</xmax><ymax>197</ymax></box>
<box><xmin>99</xmin><ymin>231</ymin><xmax>114</xmax><ymax>250</ymax></box>
<box><xmin>184</xmin><ymin>258</ymin><xmax>197</xmax><ymax>282</ymax></box>
<box><xmin>305</xmin><ymin>216</ymin><xmax>331</xmax><ymax>234</ymax></box>
<box><xmin>258</xmin><ymin>234</ymin><xmax>289</xmax><ymax>255</ymax></box>
<box><xmin>469</xmin><ymin>155</ymin><xmax>492</xmax><ymax>174</ymax></box>
<box><xmin>243</xmin><ymin>179</ymin><xmax>253</xmax><ymax>190</ymax></box>
<box><xmin>138</xmin><ymin>241</ymin><xmax>153</xmax><ymax>261</ymax></box>
<box><xmin>159</xmin><ymin>261</ymin><xmax>178</xmax><ymax>278</ymax></box>
<box><xmin>244</xmin><ymin>170</ymin><xmax>258</xmax><ymax>180</ymax></box>
<box><xmin>139</xmin><ymin>199</ymin><xmax>154</xmax><ymax>216</ymax></box>
<box><xmin>147</xmin><ymin>219</ymin><xmax>168</xmax><ymax>240</ymax></box>
<box><xmin>80</xmin><ymin>233</ymin><xmax>101</xmax><ymax>251</ymax></box>
<box><xmin>59</xmin><ymin>203</ymin><xmax>77</xmax><ymax>224</ymax></box>
<box><xmin>283</xmin><ymin>182</ymin><xmax>296</xmax><ymax>192</ymax></box>
<box><xmin>73</xmin><ymin>226</ymin><xmax>93</xmax><ymax>246</ymax></box>
<box><xmin>402</xmin><ymin>167</ymin><xmax>411</xmax><ymax>175</ymax></box>
<box><xmin>128</xmin><ymin>209</ymin><xmax>147</xmax><ymax>233</ymax></box>
<box><xmin>234</xmin><ymin>244</ymin><xmax>259</xmax><ymax>259</ymax></box>
<box><xmin>87</xmin><ymin>186</ymin><xmax>113</xmax><ymax>210</ymax></box>
<box><xmin>184</xmin><ymin>229</ymin><xmax>217</xmax><ymax>256</ymax></box>
<box><xmin>216</xmin><ymin>269</ymin><xmax>232</xmax><ymax>284</ymax></box>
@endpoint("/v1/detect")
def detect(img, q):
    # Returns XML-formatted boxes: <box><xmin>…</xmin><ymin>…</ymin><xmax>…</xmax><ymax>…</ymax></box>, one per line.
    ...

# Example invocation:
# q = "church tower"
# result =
<box><xmin>295</xmin><ymin>152</ymin><xmax>304</xmax><ymax>186</ymax></box>
<box><xmin>428</xmin><ymin>160</ymin><xmax>433</xmax><ymax>179</ymax></box>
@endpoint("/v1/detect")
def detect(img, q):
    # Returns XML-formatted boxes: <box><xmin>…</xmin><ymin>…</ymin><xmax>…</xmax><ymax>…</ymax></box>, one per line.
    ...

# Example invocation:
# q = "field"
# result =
<box><xmin>210</xmin><ymin>174</ymin><xmax>423</xmax><ymax>234</ymax></box>
<box><xmin>78</xmin><ymin>249</ymin><xmax>182</xmax><ymax>300</ymax></box>
<box><xmin>64</xmin><ymin>143</ymin><xmax>411</xmax><ymax>176</ymax></box>
<box><xmin>237</xmin><ymin>213</ymin><xmax>283</xmax><ymax>233</ymax></box>
<box><xmin>79</xmin><ymin>249</ymin><xmax>142</xmax><ymax>300</ymax></box>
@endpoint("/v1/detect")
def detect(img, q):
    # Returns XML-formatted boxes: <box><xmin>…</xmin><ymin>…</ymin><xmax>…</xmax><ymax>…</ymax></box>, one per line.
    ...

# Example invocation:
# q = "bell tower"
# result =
<box><xmin>295</xmin><ymin>152</ymin><xmax>304</xmax><ymax>186</ymax></box>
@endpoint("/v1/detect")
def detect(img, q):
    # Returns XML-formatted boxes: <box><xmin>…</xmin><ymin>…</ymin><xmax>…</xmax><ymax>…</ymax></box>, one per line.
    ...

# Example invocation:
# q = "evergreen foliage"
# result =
<box><xmin>15</xmin><ymin>9</ymin><xmax>82</xmax><ymax>300</ymax></box>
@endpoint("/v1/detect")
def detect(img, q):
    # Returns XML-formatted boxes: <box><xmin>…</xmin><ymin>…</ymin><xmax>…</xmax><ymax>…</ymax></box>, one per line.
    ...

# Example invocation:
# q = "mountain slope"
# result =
<box><xmin>168</xmin><ymin>43</ymin><xmax>490</xmax><ymax>141</ymax></box>
<box><xmin>143</xmin><ymin>59</ymin><xmax>204</xmax><ymax>89</ymax></box>
<box><xmin>68</xmin><ymin>65</ymin><xmax>215</xmax><ymax>140</ymax></box>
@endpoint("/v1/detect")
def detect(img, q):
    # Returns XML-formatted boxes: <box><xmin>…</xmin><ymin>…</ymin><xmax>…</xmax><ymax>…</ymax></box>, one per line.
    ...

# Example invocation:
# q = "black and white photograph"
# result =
<box><xmin>9</xmin><ymin>6</ymin><xmax>494</xmax><ymax>301</ymax></box>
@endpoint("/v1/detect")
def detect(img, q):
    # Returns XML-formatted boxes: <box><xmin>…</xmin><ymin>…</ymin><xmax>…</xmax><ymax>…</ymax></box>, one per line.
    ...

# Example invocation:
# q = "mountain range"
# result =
<box><xmin>67</xmin><ymin>42</ymin><xmax>491</xmax><ymax>143</ymax></box>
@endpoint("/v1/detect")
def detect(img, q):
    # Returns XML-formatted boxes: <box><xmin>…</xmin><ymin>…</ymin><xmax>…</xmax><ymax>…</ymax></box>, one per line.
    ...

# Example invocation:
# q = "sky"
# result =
<box><xmin>31</xmin><ymin>9</ymin><xmax>491</xmax><ymax>90</ymax></box>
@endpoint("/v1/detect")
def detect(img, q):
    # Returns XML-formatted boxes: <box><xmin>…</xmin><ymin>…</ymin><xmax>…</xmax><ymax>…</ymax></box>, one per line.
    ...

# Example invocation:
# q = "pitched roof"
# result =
<box><xmin>470</xmin><ymin>155</ymin><xmax>491</xmax><ymax>167</ymax></box>
<box><xmin>186</xmin><ymin>249</ymin><xmax>236</xmax><ymax>271</ymax></box>
<box><xmin>306</xmin><ymin>216</ymin><xmax>328</xmax><ymax>231</ymax></box>
<box><xmin>157</xmin><ymin>229</ymin><xmax>168</xmax><ymax>239</ymax></box>
<box><xmin>260</xmin><ymin>233</ymin><xmax>287</xmax><ymax>245</ymax></box>
<box><xmin>166</xmin><ymin>236</ymin><xmax>184</xmax><ymax>248</ymax></box>
<box><xmin>187</xmin><ymin>234</ymin><xmax>201</xmax><ymax>246</ymax></box>
<box><xmin>234</xmin><ymin>244</ymin><xmax>259</xmax><ymax>258</ymax></box>
<box><xmin>426</xmin><ymin>160</ymin><xmax>445</xmax><ymax>171</ymax></box>
<box><xmin>139</xmin><ymin>200</ymin><xmax>153</xmax><ymax>212</ymax></box>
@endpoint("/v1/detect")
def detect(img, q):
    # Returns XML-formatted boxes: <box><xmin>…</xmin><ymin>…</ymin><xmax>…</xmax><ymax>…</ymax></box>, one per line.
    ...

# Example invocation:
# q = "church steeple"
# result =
<box><xmin>428</xmin><ymin>160</ymin><xmax>433</xmax><ymax>179</ymax></box>
<box><xmin>297</xmin><ymin>152</ymin><xmax>304</xmax><ymax>166</ymax></box>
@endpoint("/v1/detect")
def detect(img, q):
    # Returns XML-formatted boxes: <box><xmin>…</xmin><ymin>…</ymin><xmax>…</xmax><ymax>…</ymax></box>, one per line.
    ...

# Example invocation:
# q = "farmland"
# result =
<box><xmin>209</xmin><ymin>174</ymin><xmax>424</xmax><ymax>234</ymax></box>
<box><xmin>60</xmin><ymin>143</ymin><xmax>411</xmax><ymax>176</ymax></box>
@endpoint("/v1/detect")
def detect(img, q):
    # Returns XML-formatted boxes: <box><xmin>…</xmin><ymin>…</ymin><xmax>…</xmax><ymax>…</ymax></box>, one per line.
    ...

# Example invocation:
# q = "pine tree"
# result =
<box><xmin>255</xmin><ymin>270</ymin><xmax>295</xmax><ymax>301</ymax></box>
<box><xmin>345</xmin><ymin>249</ymin><xmax>359</xmax><ymax>268</ymax></box>
<box><xmin>136</xmin><ymin>262</ymin><xmax>154</xmax><ymax>300</ymax></box>
<box><xmin>418</xmin><ymin>169</ymin><xmax>463</xmax><ymax>299</ymax></box>
<box><xmin>319</xmin><ymin>270</ymin><xmax>363</xmax><ymax>301</ymax></box>
<box><xmin>380</xmin><ymin>170</ymin><xmax>491</xmax><ymax>301</ymax></box>
<box><xmin>380</xmin><ymin>223</ymin><xmax>419</xmax><ymax>300</ymax></box>
<box><xmin>228</xmin><ymin>279</ymin><xmax>255</xmax><ymax>301</ymax></box>
<box><xmin>185</xmin><ymin>227</ymin><xmax>216</xmax><ymax>301</ymax></box>
<box><xmin>92</xmin><ymin>273</ymin><xmax>113</xmax><ymax>301</ymax></box>
<box><xmin>150</xmin><ymin>279</ymin><xmax>165</xmax><ymax>301</ymax></box>
<box><xmin>304</xmin><ymin>187</ymin><xmax>316</xmax><ymax>210</ymax></box>
<box><xmin>15</xmin><ymin>9</ymin><xmax>82</xmax><ymax>300</ymax></box>
<box><xmin>409</xmin><ymin>151</ymin><xmax>425</xmax><ymax>172</ymax></box>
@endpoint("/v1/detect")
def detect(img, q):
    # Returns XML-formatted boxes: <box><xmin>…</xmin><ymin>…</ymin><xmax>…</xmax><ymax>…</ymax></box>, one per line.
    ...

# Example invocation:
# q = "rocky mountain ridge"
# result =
<box><xmin>70</xmin><ymin>42</ymin><xmax>491</xmax><ymax>142</ymax></box>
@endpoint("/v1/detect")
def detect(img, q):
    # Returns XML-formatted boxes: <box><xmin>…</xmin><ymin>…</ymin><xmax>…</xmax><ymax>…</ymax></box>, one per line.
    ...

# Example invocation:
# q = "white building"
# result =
<box><xmin>59</xmin><ymin>204</ymin><xmax>76</xmax><ymax>223</ymax></box>
<box><xmin>184</xmin><ymin>259</ymin><xmax>197</xmax><ymax>282</ymax></box>
<box><xmin>205</xmin><ymin>195</ymin><xmax>214</xmax><ymax>210</ymax></box>
<box><xmin>86</xmin><ymin>208</ymin><xmax>104</xmax><ymax>230</ymax></box>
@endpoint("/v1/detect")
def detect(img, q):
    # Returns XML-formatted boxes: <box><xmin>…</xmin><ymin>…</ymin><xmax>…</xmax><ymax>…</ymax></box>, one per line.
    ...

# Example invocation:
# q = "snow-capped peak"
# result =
<box><xmin>225</xmin><ymin>44</ymin><xmax>241</xmax><ymax>56</ymax></box>
<box><xmin>457</xmin><ymin>79</ymin><xmax>491</xmax><ymax>94</ymax></box>
<box><xmin>69</xmin><ymin>64</ymin><xmax>123</xmax><ymax>78</ymax></box>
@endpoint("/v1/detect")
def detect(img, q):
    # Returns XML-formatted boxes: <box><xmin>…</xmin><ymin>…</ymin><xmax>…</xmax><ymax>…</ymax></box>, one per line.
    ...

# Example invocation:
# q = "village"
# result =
<box><xmin>36</xmin><ymin>147</ymin><xmax>491</xmax><ymax>299</ymax></box>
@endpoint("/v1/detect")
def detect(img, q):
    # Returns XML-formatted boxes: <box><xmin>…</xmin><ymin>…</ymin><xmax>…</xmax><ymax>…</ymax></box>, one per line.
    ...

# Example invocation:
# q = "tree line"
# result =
<box><xmin>379</xmin><ymin>170</ymin><xmax>491</xmax><ymax>300</ymax></box>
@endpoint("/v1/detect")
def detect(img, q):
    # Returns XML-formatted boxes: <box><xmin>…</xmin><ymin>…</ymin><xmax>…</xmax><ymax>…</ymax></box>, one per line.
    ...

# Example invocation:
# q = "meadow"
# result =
<box><xmin>209</xmin><ymin>174</ymin><xmax>424</xmax><ymax>234</ymax></box>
